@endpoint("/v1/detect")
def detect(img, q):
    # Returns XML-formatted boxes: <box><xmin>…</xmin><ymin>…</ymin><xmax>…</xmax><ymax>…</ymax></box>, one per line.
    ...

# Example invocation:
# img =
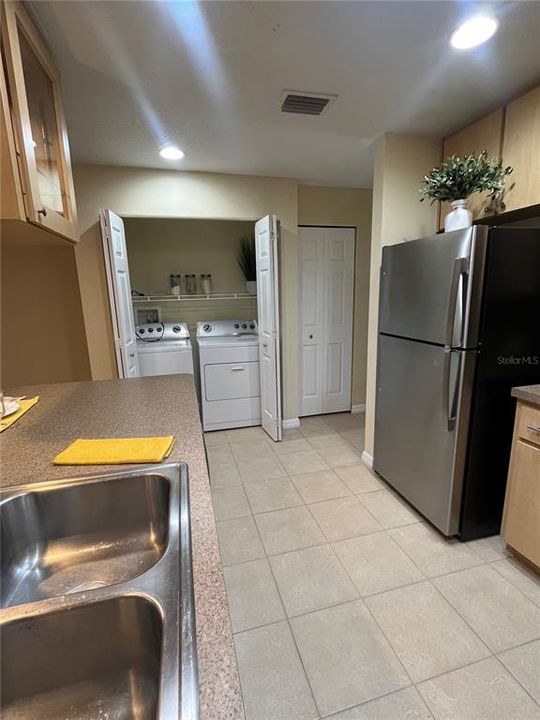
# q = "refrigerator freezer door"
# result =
<box><xmin>379</xmin><ymin>227</ymin><xmax>487</xmax><ymax>348</ymax></box>
<box><xmin>374</xmin><ymin>334</ymin><xmax>476</xmax><ymax>535</ymax></box>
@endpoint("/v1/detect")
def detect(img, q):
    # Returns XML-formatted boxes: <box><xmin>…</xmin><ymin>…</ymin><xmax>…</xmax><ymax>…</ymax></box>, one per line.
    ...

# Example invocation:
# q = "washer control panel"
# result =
<box><xmin>136</xmin><ymin>322</ymin><xmax>189</xmax><ymax>342</ymax></box>
<box><xmin>196</xmin><ymin>320</ymin><xmax>258</xmax><ymax>337</ymax></box>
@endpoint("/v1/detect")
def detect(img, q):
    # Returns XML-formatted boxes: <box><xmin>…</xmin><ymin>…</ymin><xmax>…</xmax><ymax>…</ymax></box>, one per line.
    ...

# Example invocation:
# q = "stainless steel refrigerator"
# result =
<box><xmin>374</xmin><ymin>224</ymin><xmax>540</xmax><ymax>540</ymax></box>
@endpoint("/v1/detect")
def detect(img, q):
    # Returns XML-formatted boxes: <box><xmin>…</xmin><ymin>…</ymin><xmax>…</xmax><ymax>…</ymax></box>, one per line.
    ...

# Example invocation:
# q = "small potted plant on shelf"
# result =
<box><xmin>238</xmin><ymin>234</ymin><xmax>257</xmax><ymax>293</ymax></box>
<box><xmin>420</xmin><ymin>150</ymin><xmax>513</xmax><ymax>231</ymax></box>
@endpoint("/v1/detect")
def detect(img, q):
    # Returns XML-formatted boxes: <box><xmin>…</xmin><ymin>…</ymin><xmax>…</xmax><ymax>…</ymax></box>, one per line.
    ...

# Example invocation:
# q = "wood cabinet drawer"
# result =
<box><xmin>516</xmin><ymin>403</ymin><xmax>540</xmax><ymax>447</ymax></box>
<box><xmin>502</xmin><ymin>439</ymin><xmax>540</xmax><ymax>567</ymax></box>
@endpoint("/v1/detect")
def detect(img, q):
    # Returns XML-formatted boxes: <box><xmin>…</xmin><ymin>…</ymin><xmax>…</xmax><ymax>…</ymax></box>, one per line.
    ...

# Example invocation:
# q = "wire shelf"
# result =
<box><xmin>132</xmin><ymin>293</ymin><xmax>257</xmax><ymax>303</ymax></box>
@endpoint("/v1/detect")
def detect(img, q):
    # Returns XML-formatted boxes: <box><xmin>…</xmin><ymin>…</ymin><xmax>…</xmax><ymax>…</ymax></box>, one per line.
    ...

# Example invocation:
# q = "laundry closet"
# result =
<box><xmin>101</xmin><ymin>211</ymin><xmax>282</xmax><ymax>439</ymax></box>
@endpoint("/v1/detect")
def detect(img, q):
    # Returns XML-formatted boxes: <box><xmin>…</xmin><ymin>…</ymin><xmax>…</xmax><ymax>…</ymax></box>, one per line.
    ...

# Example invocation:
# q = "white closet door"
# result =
<box><xmin>255</xmin><ymin>214</ymin><xmax>282</xmax><ymax>441</ymax></box>
<box><xmin>299</xmin><ymin>227</ymin><xmax>355</xmax><ymax>415</ymax></box>
<box><xmin>100</xmin><ymin>209</ymin><xmax>139</xmax><ymax>378</ymax></box>
<box><xmin>299</xmin><ymin>227</ymin><xmax>324</xmax><ymax>415</ymax></box>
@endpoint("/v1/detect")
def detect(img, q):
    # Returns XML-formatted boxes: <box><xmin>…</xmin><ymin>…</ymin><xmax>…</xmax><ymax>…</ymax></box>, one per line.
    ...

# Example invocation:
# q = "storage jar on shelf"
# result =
<box><xmin>200</xmin><ymin>274</ymin><xmax>212</xmax><ymax>294</ymax></box>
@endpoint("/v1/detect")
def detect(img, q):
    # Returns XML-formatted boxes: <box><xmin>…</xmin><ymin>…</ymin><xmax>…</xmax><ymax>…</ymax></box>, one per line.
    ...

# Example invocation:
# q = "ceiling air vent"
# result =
<box><xmin>280</xmin><ymin>90</ymin><xmax>337</xmax><ymax>116</ymax></box>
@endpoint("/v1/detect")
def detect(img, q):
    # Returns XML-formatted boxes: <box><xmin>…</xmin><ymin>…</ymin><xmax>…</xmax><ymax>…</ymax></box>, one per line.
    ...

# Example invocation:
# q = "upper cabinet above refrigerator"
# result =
<box><xmin>0</xmin><ymin>1</ymin><xmax>78</xmax><ymax>242</ymax></box>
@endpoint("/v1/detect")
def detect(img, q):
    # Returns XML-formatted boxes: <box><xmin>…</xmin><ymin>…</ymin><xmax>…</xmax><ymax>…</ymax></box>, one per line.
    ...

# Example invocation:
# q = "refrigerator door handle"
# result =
<box><xmin>442</xmin><ymin>348</ymin><xmax>463</xmax><ymax>431</ymax></box>
<box><xmin>445</xmin><ymin>257</ymin><xmax>468</xmax><ymax>349</ymax></box>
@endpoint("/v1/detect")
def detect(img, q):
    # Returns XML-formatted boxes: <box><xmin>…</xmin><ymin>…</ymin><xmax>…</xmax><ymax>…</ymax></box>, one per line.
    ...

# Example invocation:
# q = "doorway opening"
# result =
<box><xmin>100</xmin><ymin>210</ymin><xmax>283</xmax><ymax>441</ymax></box>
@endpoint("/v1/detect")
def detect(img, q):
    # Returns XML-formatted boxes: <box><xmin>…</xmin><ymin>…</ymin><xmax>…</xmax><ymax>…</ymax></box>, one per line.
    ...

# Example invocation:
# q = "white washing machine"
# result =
<box><xmin>136</xmin><ymin>322</ymin><xmax>194</xmax><ymax>376</ymax></box>
<box><xmin>196</xmin><ymin>320</ymin><xmax>261</xmax><ymax>431</ymax></box>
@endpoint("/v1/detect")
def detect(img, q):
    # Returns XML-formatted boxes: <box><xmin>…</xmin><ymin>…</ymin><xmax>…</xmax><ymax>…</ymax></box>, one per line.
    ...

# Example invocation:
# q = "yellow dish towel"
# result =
<box><xmin>53</xmin><ymin>436</ymin><xmax>175</xmax><ymax>465</ymax></box>
<box><xmin>0</xmin><ymin>396</ymin><xmax>39</xmax><ymax>433</ymax></box>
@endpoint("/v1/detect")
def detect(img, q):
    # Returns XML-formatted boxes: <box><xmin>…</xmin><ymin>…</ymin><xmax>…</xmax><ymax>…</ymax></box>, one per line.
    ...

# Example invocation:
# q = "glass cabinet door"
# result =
<box><xmin>19</xmin><ymin>31</ymin><xmax>65</xmax><ymax>216</ymax></box>
<box><xmin>2</xmin><ymin>1</ymin><xmax>78</xmax><ymax>241</ymax></box>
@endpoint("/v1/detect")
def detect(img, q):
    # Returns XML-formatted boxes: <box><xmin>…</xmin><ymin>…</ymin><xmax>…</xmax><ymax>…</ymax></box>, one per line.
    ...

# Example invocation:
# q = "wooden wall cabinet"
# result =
<box><xmin>440</xmin><ymin>83</ymin><xmax>540</xmax><ymax>226</ymax></box>
<box><xmin>0</xmin><ymin>0</ymin><xmax>78</xmax><ymax>242</ymax></box>
<box><xmin>502</xmin><ymin>400</ymin><xmax>540</xmax><ymax>570</ymax></box>
<box><xmin>440</xmin><ymin>109</ymin><xmax>504</xmax><ymax>228</ymax></box>
<box><xmin>502</xmin><ymin>86</ymin><xmax>540</xmax><ymax>213</ymax></box>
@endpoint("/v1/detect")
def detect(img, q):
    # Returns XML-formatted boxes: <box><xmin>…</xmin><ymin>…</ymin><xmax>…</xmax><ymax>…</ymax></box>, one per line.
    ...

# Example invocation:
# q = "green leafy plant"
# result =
<box><xmin>420</xmin><ymin>150</ymin><xmax>513</xmax><ymax>204</ymax></box>
<box><xmin>237</xmin><ymin>234</ymin><xmax>256</xmax><ymax>281</ymax></box>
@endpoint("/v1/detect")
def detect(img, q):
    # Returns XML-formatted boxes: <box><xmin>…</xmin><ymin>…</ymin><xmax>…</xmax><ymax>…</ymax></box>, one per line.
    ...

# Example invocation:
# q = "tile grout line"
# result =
<box><xmin>367</xmin><ymin>524</ymin><xmax>500</xmax><ymax>670</ymax></box>
<box><xmin>292</xmin><ymin>431</ymin><xmax>505</xmax><ymax>695</ymax></box>
<box><xmin>207</xmin><ymin>420</ymin><xmax>540</xmax><ymax>717</ymax></box>
<box><xmin>206</xmin><ymin>433</ymin><xmax>249</xmax><ymax>720</ymax></box>
<box><xmin>493</xmin><ymin>650</ymin><xmax>540</xmax><ymax>709</ymax></box>
<box><xmin>319</xmin><ymin>685</ymin><xmax>431</xmax><ymax>720</ymax></box>
<box><xmin>294</xmin><ymin>424</ymin><xmax>422</xmax><ymax>704</ymax></box>
<box><xmin>242</xmin><ymin>474</ymin><xmax>323</xmax><ymax>719</ymax></box>
<box><xmin>209</xmin><ymin>419</ymin><xmax>521</xmax><ymax>717</ymax></box>
<box><xmin>212</xmin><ymin>416</ymin><xmax>367</xmax><ymax>719</ymax></box>
<box><xmin>428</xmin><ymin>569</ymin><xmax>540</xmax><ymax>656</ymax></box>
<box><xmin>489</xmin><ymin>557</ymin><xmax>540</xmax><ymax>609</ymax></box>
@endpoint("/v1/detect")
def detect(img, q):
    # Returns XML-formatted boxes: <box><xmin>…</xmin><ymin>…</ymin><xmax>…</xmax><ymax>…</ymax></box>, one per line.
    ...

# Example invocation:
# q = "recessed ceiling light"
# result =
<box><xmin>450</xmin><ymin>16</ymin><xmax>498</xmax><ymax>49</ymax></box>
<box><xmin>159</xmin><ymin>145</ymin><xmax>184</xmax><ymax>160</ymax></box>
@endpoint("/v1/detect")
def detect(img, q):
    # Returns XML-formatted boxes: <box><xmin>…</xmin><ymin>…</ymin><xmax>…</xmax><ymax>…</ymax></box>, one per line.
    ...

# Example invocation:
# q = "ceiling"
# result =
<box><xmin>31</xmin><ymin>1</ymin><xmax>540</xmax><ymax>188</ymax></box>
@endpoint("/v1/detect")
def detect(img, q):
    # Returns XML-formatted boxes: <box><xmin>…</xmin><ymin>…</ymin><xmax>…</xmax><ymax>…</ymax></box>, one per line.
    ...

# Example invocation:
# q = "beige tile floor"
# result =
<box><xmin>205</xmin><ymin>413</ymin><xmax>540</xmax><ymax>720</ymax></box>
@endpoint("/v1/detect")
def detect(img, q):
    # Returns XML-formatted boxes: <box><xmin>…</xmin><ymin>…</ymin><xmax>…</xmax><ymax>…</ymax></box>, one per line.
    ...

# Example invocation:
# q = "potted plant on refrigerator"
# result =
<box><xmin>420</xmin><ymin>150</ymin><xmax>513</xmax><ymax>231</ymax></box>
<box><xmin>238</xmin><ymin>234</ymin><xmax>257</xmax><ymax>293</ymax></box>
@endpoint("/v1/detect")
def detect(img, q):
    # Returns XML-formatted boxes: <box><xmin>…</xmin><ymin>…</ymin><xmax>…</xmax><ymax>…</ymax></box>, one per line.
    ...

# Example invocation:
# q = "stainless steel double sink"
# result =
<box><xmin>0</xmin><ymin>463</ymin><xmax>198</xmax><ymax>719</ymax></box>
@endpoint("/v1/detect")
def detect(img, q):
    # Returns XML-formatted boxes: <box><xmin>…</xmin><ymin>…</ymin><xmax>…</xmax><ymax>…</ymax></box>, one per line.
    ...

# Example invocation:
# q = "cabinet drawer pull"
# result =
<box><xmin>230</xmin><ymin>366</ymin><xmax>245</xmax><ymax>372</ymax></box>
<box><xmin>526</xmin><ymin>425</ymin><xmax>540</xmax><ymax>433</ymax></box>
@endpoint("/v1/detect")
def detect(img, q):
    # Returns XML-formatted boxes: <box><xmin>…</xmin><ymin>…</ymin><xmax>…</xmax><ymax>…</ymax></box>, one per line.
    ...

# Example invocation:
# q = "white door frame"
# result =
<box><xmin>298</xmin><ymin>225</ymin><xmax>356</xmax><ymax>416</ymax></box>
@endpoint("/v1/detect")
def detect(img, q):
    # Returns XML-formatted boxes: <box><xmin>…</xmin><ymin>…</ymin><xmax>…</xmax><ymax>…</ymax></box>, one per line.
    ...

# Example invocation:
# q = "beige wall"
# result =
<box><xmin>126</xmin><ymin>217</ymin><xmax>258</xmax><ymax>334</ymax></box>
<box><xmin>1</xmin><ymin>221</ymin><xmax>91</xmax><ymax>388</ymax></box>
<box><xmin>73</xmin><ymin>164</ymin><xmax>299</xmax><ymax>419</ymax></box>
<box><xmin>124</xmin><ymin>217</ymin><xmax>254</xmax><ymax>295</ymax></box>
<box><xmin>364</xmin><ymin>134</ymin><xmax>441</xmax><ymax>458</ymax></box>
<box><xmin>297</xmin><ymin>185</ymin><xmax>372</xmax><ymax>407</ymax></box>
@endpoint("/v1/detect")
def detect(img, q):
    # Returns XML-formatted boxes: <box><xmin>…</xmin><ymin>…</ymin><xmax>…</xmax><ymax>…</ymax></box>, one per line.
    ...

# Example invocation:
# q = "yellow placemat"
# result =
<box><xmin>53</xmin><ymin>436</ymin><xmax>175</xmax><ymax>465</ymax></box>
<box><xmin>0</xmin><ymin>396</ymin><xmax>39</xmax><ymax>432</ymax></box>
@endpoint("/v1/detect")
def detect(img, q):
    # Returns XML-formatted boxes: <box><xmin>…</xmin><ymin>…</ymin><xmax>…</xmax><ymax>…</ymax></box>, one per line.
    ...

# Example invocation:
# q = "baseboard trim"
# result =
<box><xmin>351</xmin><ymin>404</ymin><xmax>366</xmax><ymax>414</ymax></box>
<box><xmin>282</xmin><ymin>417</ymin><xmax>300</xmax><ymax>430</ymax></box>
<box><xmin>361</xmin><ymin>450</ymin><xmax>373</xmax><ymax>468</ymax></box>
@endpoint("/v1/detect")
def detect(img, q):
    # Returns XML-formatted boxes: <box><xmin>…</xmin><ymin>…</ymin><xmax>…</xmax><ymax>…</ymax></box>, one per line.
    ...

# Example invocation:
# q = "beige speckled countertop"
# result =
<box><xmin>0</xmin><ymin>375</ymin><xmax>245</xmax><ymax>720</ymax></box>
<box><xmin>512</xmin><ymin>384</ymin><xmax>540</xmax><ymax>407</ymax></box>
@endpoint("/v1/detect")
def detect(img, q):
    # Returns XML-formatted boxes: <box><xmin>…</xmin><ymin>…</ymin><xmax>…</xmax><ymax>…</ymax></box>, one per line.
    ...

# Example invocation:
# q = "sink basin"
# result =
<box><xmin>1</xmin><ymin>596</ymin><xmax>162</xmax><ymax>719</ymax></box>
<box><xmin>0</xmin><ymin>464</ymin><xmax>198</xmax><ymax>719</ymax></box>
<box><xmin>1</xmin><ymin>473</ymin><xmax>170</xmax><ymax>607</ymax></box>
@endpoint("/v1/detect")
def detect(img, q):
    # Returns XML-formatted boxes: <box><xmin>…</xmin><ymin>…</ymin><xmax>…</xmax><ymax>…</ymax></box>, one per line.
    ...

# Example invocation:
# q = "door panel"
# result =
<box><xmin>100</xmin><ymin>209</ymin><xmax>139</xmax><ymax>378</ymax></box>
<box><xmin>302</xmin><ymin>346</ymin><xmax>320</xmax><ymax>400</ymax></box>
<box><xmin>255</xmin><ymin>215</ymin><xmax>282</xmax><ymax>441</ymax></box>
<box><xmin>299</xmin><ymin>228</ymin><xmax>324</xmax><ymax>414</ymax></box>
<box><xmin>326</xmin><ymin>343</ymin><xmax>344</xmax><ymax>396</ymax></box>
<box><xmin>299</xmin><ymin>227</ymin><xmax>355</xmax><ymax>416</ymax></box>
<box><xmin>205</xmin><ymin>362</ymin><xmax>260</xmax><ymax>401</ymax></box>
<box><xmin>379</xmin><ymin>227</ymin><xmax>487</xmax><ymax>347</ymax></box>
<box><xmin>374</xmin><ymin>334</ymin><xmax>476</xmax><ymax>535</ymax></box>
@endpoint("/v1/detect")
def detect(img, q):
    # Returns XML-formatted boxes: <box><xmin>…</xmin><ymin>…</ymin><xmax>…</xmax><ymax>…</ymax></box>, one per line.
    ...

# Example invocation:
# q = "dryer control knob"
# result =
<box><xmin>203</xmin><ymin>324</ymin><xmax>212</xmax><ymax>333</ymax></box>
<box><xmin>234</xmin><ymin>323</ymin><xmax>240</xmax><ymax>329</ymax></box>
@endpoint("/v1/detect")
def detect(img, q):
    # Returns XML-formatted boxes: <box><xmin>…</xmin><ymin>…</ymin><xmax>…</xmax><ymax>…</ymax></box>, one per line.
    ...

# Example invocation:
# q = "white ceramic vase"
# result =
<box><xmin>444</xmin><ymin>199</ymin><xmax>473</xmax><ymax>232</ymax></box>
<box><xmin>245</xmin><ymin>280</ymin><xmax>257</xmax><ymax>294</ymax></box>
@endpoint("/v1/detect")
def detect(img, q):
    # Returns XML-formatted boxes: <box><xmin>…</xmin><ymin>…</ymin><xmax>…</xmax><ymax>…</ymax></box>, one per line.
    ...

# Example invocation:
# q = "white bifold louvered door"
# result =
<box><xmin>100</xmin><ymin>209</ymin><xmax>139</xmax><ymax>378</ymax></box>
<box><xmin>299</xmin><ymin>226</ymin><xmax>355</xmax><ymax>416</ymax></box>
<box><xmin>255</xmin><ymin>215</ymin><xmax>282</xmax><ymax>441</ymax></box>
